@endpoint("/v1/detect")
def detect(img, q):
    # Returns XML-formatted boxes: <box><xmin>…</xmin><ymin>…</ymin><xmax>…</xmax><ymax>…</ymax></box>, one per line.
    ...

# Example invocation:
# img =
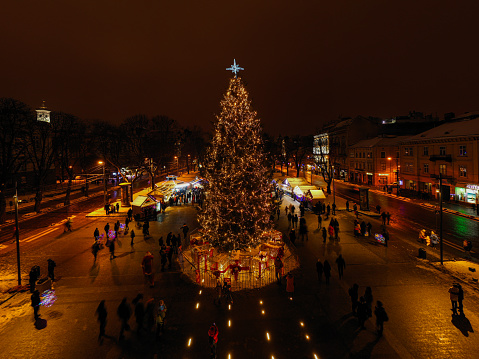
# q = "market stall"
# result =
<box><xmin>131</xmin><ymin>195</ymin><xmax>160</xmax><ymax>218</ymax></box>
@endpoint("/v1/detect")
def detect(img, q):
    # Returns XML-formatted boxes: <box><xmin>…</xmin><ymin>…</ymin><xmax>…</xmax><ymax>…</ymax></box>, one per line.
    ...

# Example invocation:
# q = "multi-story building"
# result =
<box><xmin>399</xmin><ymin>114</ymin><xmax>479</xmax><ymax>203</ymax></box>
<box><xmin>348</xmin><ymin>136</ymin><xmax>406</xmax><ymax>187</ymax></box>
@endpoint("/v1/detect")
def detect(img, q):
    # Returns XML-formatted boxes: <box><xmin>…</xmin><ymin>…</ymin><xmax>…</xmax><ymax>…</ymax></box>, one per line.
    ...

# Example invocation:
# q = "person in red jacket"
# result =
<box><xmin>142</xmin><ymin>252</ymin><xmax>154</xmax><ymax>287</ymax></box>
<box><xmin>208</xmin><ymin>323</ymin><xmax>219</xmax><ymax>359</ymax></box>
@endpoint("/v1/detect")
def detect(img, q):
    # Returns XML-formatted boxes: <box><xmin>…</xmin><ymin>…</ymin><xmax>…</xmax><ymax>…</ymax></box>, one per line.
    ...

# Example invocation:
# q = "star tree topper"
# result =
<box><xmin>226</xmin><ymin>59</ymin><xmax>244</xmax><ymax>77</ymax></box>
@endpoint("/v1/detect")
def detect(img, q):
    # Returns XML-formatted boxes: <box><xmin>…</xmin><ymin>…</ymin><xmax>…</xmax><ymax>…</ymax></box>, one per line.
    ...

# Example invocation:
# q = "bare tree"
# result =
<box><xmin>0</xmin><ymin>98</ymin><xmax>31</xmax><ymax>222</ymax></box>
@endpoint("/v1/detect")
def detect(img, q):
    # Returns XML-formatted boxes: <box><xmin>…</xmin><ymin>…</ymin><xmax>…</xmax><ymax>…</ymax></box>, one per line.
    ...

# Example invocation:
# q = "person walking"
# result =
<box><xmin>289</xmin><ymin>228</ymin><xmax>296</xmax><ymax>245</ymax></box>
<box><xmin>382</xmin><ymin>228</ymin><xmax>389</xmax><ymax>247</ymax></box>
<box><xmin>374</xmin><ymin>301</ymin><xmax>388</xmax><ymax>337</ymax></box>
<box><xmin>96</xmin><ymin>300</ymin><xmax>108</xmax><ymax>340</ymax></box>
<box><xmin>157</xmin><ymin>299</ymin><xmax>167</xmax><ymax>337</ymax></box>
<box><xmin>376</xmin><ymin>205</ymin><xmax>381</xmax><ymax>214</ymax></box>
<box><xmin>94</xmin><ymin>227</ymin><xmax>100</xmax><ymax>241</ymax></box>
<box><xmin>108</xmin><ymin>238</ymin><xmax>116</xmax><ymax>260</ymax></box>
<box><xmin>332</xmin><ymin>202</ymin><xmax>336</xmax><ymax>215</ymax></box>
<box><xmin>456</xmin><ymin>283</ymin><xmax>464</xmax><ymax>315</ymax></box>
<box><xmin>321</xmin><ymin>227</ymin><xmax>327</xmax><ymax>243</ymax></box>
<box><xmin>360</xmin><ymin>221</ymin><xmax>366</xmax><ymax>236</ymax></box>
<box><xmin>116</xmin><ymin>203</ymin><xmax>119</xmax><ymax>213</ymax></box>
<box><xmin>286</xmin><ymin>272</ymin><xmax>294</xmax><ymax>297</ymax></box>
<box><xmin>357</xmin><ymin>297</ymin><xmax>368</xmax><ymax>329</ymax></box>
<box><xmin>130</xmin><ymin>229</ymin><xmax>136</xmax><ymax>246</ymax></box>
<box><xmin>386</xmin><ymin>212</ymin><xmax>391</xmax><ymax>225</ymax></box>
<box><xmin>275</xmin><ymin>256</ymin><xmax>284</xmax><ymax>284</ymax></box>
<box><xmin>287</xmin><ymin>212</ymin><xmax>292</xmax><ymax>227</ymax></box>
<box><xmin>328</xmin><ymin>223</ymin><xmax>334</xmax><ymax>240</ymax></box>
<box><xmin>167</xmin><ymin>245</ymin><xmax>173</xmax><ymax>269</ymax></box>
<box><xmin>276</xmin><ymin>207</ymin><xmax>281</xmax><ymax>220</ymax></box>
<box><xmin>92</xmin><ymin>241</ymin><xmax>100</xmax><ymax>263</ymax></box>
<box><xmin>29</xmin><ymin>267</ymin><xmax>37</xmax><ymax>293</ymax></box>
<box><xmin>104</xmin><ymin>223</ymin><xmax>110</xmax><ymax>239</ymax></box>
<box><xmin>317</xmin><ymin>214</ymin><xmax>322</xmax><ymax>229</ymax></box>
<box><xmin>326</xmin><ymin>203</ymin><xmax>331</xmax><ymax>217</ymax></box>
<box><xmin>160</xmin><ymin>245</ymin><xmax>167</xmax><ymax>271</ymax></box>
<box><xmin>181</xmin><ymin>223</ymin><xmax>189</xmax><ymax>240</ymax></box>
<box><xmin>127</xmin><ymin>208</ymin><xmax>133</xmax><ymax>222</ymax></box>
<box><xmin>125</xmin><ymin>217</ymin><xmax>130</xmax><ymax>232</ymax></box>
<box><xmin>142</xmin><ymin>252</ymin><xmax>155</xmax><ymax>287</ymax></box>
<box><xmin>316</xmin><ymin>259</ymin><xmax>323</xmax><ymax>283</ymax></box>
<box><xmin>346</xmin><ymin>200</ymin><xmax>350</xmax><ymax>212</ymax></box>
<box><xmin>364</xmin><ymin>287</ymin><xmax>373</xmax><ymax>317</ymax></box>
<box><xmin>323</xmin><ymin>260</ymin><xmax>331</xmax><ymax>285</ymax></box>
<box><xmin>285</xmin><ymin>205</ymin><xmax>289</xmax><ymax>216</ymax></box>
<box><xmin>335</xmin><ymin>254</ymin><xmax>346</xmax><ymax>279</ymax></box>
<box><xmin>348</xmin><ymin>284</ymin><xmax>359</xmax><ymax>314</ymax></box>
<box><xmin>117</xmin><ymin>297</ymin><xmax>131</xmax><ymax>340</ymax></box>
<box><xmin>293</xmin><ymin>214</ymin><xmax>299</xmax><ymax>228</ymax></box>
<box><xmin>208</xmin><ymin>323</ymin><xmax>219</xmax><ymax>359</ymax></box>
<box><xmin>299</xmin><ymin>221</ymin><xmax>308</xmax><ymax>241</ymax></box>
<box><xmin>333</xmin><ymin>218</ymin><xmax>340</xmax><ymax>240</ymax></box>
<box><xmin>47</xmin><ymin>258</ymin><xmax>56</xmax><ymax>282</ymax></box>
<box><xmin>449</xmin><ymin>283</ymin><xmax>460</xmax><ymax>315</ymax></box>
<box><xmin>132</xmin><ymin>294</ymin><xmax>144</xmax><ymax>334</ymax></box>
<box><xmin>366</xmin><ymin>222</ymin><xmax>372</xmax><ymax>237</ymax></box>
<box><xmin>31</xmin><ymin>290</ymin><xmax>41</xmax><ymax>321</ymax></box>
<box><xmin>381</xmin><ymin>212</ymin><xmax>387</xmax><ymax>226</ymax></box>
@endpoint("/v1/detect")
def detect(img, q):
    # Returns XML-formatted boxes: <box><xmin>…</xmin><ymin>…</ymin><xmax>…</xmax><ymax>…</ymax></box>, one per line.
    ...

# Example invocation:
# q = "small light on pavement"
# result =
<box><xmin>289</xmin><ymin>297</ymin><xmax>293</xmax><ymax>301</ymax></box>
<box><xmin>228</xmin><ymin>304</ymin><xmax>231</xmax><ymax>310</ymax></box>
<box><xmin>262</xmin><ymin>310</ymin><xmax>265</xmax><ymax>315</ymax></box>
<box><xmin>260</xmin><ymin>300</ymin><xmax>263</xmax><ymax>305</ymax></box>
<box><xmin>305</xmin><ymin>334</ymin><xmax>310</xmax><ymax>340</ymax></box>
<box><xmin>199</xmin><ymin>290</ymin><xmax>202</xmax><ymax>295</ymax></box>
<box><xmin>266</xmin><ymin>332</ymin><xmax>270</xmax><ymax>341</ymax></box>
<box><xmin>196</xmin><ymin>303</ymin><xmax>199</xmax><ymax>309</ymax></box>
<box><xmin>228</xmin><ymin>354</ymin><xmax>231</xmax><ymax>359</ymax></box>
<box><xmin>314</xmin><ymin>354</ymin><xmax>319</xmax><ymax>359</ymax></box>
<box><xmin>300</xmin><ymin>322</ymin><xmax>304</xmax><ymax>327</ymax></box>
<box><xmin>187</xmin><ymin>338</ymin><xmax>192</xmax><ymax>347</ymax></box>
<box><xmin>228</xmin><ymin>320</ymin><xmax>231</xmax><ymax>327</ymax></box>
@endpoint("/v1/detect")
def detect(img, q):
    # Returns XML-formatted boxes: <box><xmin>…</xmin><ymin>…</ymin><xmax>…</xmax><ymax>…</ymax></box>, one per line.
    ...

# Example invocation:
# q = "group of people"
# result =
<box><xmin>96</xmin><ymin>295</ymin><xmax>167</xmax><ymax>342</ymax></box>
<box><xmin>348</xmin><ymin>284</ymin><xmax>389</xmax><ymax>336</ymax></box>
<box><xmin>353</xmin><ymin>219</ymin><xmax>372</xmax><ymax>237</ymax></box>
<box><xmin>418</xmin><ymin>229</ymin><xmax>439</xmax><ymax>248</ymax></box>
<box><xmin>104</xmin><ymin>202</ymin><xmax>120</xmax><ymax>215</ymax></box>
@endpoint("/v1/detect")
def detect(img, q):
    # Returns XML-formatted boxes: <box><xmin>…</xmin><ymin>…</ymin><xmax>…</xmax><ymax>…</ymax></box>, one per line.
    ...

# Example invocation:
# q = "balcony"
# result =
<box><xmin>429</xmin><ymin>154</ymin><xmax>452</xmax><ymax>162</ymax></box>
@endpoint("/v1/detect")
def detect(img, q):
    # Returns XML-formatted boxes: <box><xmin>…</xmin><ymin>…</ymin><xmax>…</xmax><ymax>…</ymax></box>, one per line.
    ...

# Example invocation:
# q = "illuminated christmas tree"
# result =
<box><xmin>200</xmin><ymin>71</ymin><xmax>273</xmax><ymax>252</ymax></box>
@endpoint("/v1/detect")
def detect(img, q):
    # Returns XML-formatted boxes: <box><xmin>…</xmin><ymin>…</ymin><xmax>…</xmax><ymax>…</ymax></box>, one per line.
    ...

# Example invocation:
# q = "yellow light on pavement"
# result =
<box><xmin>187</xmin><ymin>338</ymin><xmax>192</xmax><ymax>347</ymax></box>
<box><xmin>199</xmin><ymin>290</ymin><xmax>202</xmax><ymax>295</ymax></box>
<box><xmin>266</xmin><ymin>332</ymin><xmax>270</xmax><ymax>341</ymax></box>
<box><xmin>262</xmin><ymin>310</ymin><xmax>265</xmax><ymax>315</ymax></box>
<box><xmin>300</xmin><ymin>322</ymin><xmax>304</xmax><ymax>327</ymax></box>
<box><xmin>228</xmin><ymin>320</ymin><xmax>231</xmax><ymax>327</ymax></box>
<box><xmin>305</xmin><ymin>334</ymin><xmax>310</xmax><ymax>340</ymax></box>
<box><xmin>196</xmin><ymin>303</ymin><xmax>199</xmax><ymax>309</ymax></box>
<box><xmin>228</xmin><ymin>304</ymin><xmax>231</xmax><ymax>310</ymax></box>
<box><xmin>260</xmin><ymin>300</ymin><xmax>263</xmax><ymax>305</ymax></box>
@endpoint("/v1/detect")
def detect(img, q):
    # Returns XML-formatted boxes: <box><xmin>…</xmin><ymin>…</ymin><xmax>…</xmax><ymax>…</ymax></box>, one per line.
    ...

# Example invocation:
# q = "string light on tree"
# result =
<box><xmin>199</xmin><ymin>64</ymin><xmax>274</xmax><ymax>252</ymax></box>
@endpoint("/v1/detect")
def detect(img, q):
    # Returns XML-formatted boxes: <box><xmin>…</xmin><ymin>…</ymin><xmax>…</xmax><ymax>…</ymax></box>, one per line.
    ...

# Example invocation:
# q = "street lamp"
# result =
<box><xmin>332</xmin><ymin>164</ymin><xmax>336</xmax><ymax>205</ymax></box>
<box><xmin>98</xmin><ymin>161</ymin><xmax>106</xmax><ymax>206</ymax></box>
<box><xmin>187</xmin><ymin>154</ymin><xmax>190</xmax><ymax>174</ymax></box>
<box><xmin>174</xmin><ymin>156</ymin><xmax>178</xmax><ymax>176</ymax></box>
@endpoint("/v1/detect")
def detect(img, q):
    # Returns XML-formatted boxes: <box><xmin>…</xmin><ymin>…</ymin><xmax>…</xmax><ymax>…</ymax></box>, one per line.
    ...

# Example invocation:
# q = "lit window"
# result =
<box><xmin>439</xmin><ymin>164</ymin><xmax>446</xmax><ymax>175</ymax></box>
<box><xmin>459</xmin><ymin>145</ymin><xmax>467</xmax><ymax>156</ymax></box>
<box><xmin>459</xmin><ymin>166</ymin><xmax>467</xmax><ymax>177</ymax></box>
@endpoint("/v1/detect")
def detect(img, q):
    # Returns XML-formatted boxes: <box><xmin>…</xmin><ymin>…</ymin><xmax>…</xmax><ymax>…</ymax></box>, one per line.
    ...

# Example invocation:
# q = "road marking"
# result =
<box><xmin>22</xmin><ymin>227</ymin><xmax>60</xmax><ymax>243</ymax></box>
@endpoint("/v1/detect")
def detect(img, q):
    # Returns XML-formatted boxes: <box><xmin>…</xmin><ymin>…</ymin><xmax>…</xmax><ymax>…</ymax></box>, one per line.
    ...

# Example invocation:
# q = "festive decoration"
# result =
<box><xmin>226</xmin><ymin>59</ymin><xmax>244</xmax><ymax>77</ymax></box>
<box><xmin>199</xmin><ymin>75</ymin><xmax>274</xmax><ymax>252</ymax></box>
<box><xmin>40</xmin><ymin>289</ymin><xmax>57</xmax><ymax>307</ymax></box>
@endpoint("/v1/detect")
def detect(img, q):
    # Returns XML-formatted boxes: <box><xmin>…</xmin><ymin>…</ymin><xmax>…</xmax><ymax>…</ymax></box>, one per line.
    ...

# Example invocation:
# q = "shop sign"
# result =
<box><xmin>466</xmin><ymin>184</ymin><xmax>479</xmax><ymax>191</ymax></box>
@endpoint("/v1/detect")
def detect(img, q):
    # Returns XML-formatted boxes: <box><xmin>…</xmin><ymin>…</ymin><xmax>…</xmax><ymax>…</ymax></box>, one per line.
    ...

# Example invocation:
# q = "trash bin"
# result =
<box><xmin>418</xmin><ymin>248</ymin><xmax>426</xmax><ymax>259</ymax></box>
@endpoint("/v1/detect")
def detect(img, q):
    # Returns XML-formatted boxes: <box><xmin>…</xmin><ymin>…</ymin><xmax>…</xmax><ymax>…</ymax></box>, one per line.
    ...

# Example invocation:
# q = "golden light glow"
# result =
<box><xmin>187</xmin><ymin>338</ymin><xmax>192</xmax><ymax>347</ymax></box>
<box><xmin>266</xmin><ymin>332</ymin><xmax>270</xmax><ymax>341</ymax></box>
<box><xmin>228</xmin><ymin>304</ymin><xmax>231</xmax><ymax>310</ymax></box>
<box><xmin>196</xmin><ymin>303</ymin><xmax>199</xmax><ymax>309</ymax></box>
<box><xmin>262</xmin><ymin>310</ymin><xmax>265</xmax><ymax>315</ymax></box>
<box><xmin>300</xmin><ymin>322</ymin><xmax>304</xmax><ymax>327</ymax></box>
<box><xmin>199</xmin><ymin>290</ymin><xmax>202</xmax><ymax>295</ymax></box>
<box><xmin>305</xmin><ymin>334</ymin><xmax>310</xmax><ymax>340</ymax></box>
<box><xmin>259</xmin><ymin>300</ymin><xmax>263</xmax><ymax>305</ymax></box>
<box><xmin>98</xmin><ymin>161</ymin><xmax>104</xmax><ymax>165</ymax></box>
<box><xmin>314</xmin><ymin>354</ymin><xmax>319</xmax><ymax>359</ymax></box>
<box><xmin>228</xmin><ymin>320</ymin><xmax>231</xmax><ymax>327</ymax></box>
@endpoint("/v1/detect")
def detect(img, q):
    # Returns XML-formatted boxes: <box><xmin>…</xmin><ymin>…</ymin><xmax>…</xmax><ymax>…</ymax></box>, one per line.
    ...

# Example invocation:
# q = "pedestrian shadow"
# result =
<box><xmin>34</xmin><ymin>317</ymin><xmax>47</xmax><ymax>330</ymax></box>
<box><xmin>115</xmin><ymin>252</ymin><xmax>131</xmax><ymax>259</ymax></box>
<box><xmin>90</xmin><ymin>263</ymin><xmax>100</xmax><ymax>283</ymax></box>
<box><xmin>350</xmin><ymin>337</ymin><xmax>380</xmax><ymax>359</ymax></box>
<box><xmin>110</xmin><ymin>260</ymin><xmax>121</xmax><ymax>285</ymax></box>
<box><xmin>451</xmin><ymin>315</ymin><xmax>474</xmax><ymax>337</ymax></box>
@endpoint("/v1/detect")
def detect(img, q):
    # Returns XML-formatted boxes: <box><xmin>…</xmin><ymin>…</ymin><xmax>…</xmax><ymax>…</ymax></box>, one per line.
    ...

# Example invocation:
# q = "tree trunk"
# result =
<box><xmin>296</xmin><ymin>166</ymin><xmax>300</xmax><ymax>177</ymax></box>
<box><xmin>34</xmin><ymin>190</ymin><xmax>43</xmax><ymax>213</ymax></box>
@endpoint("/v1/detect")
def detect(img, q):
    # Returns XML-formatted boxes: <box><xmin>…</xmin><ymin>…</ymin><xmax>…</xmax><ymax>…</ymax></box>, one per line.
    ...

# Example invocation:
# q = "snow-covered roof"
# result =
<box><xmin>351</xmin><ymin>136</ymin><xmax>409</xmax><ymax>148</ymax></box>
<box><xmin>307</xmin><ymin>189</ymin><xmax>326</xmax><ymax>199</ymax></box>
<box><xmin>405</xmin><ymin>118</ymin><xmax>479</xmax><ymax>143</ymax></box>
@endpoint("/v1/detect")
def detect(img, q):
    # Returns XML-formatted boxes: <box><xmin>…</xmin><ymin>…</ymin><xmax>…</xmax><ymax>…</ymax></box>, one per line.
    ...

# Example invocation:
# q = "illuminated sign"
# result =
<box><xmin>466</xmin><ymin>184</ymin><xmax>479</xmax><ymax>191</ymax></box>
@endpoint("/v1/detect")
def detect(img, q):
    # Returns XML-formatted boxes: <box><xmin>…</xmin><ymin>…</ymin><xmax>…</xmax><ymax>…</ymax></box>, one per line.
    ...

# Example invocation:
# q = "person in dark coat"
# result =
<box><xmin>289</xmin><ymin>229</ymin><xmax>296</xmax><ymax>245</ymax></box>
<box><xmin>109</xmin><ymin>239</ymin><xmax>116</xmax><ymax>260</ymax></box>
<box><xmin>125</xmin><ymin>217</ymin><xmax>130</xmax><ymax>231</ymax></box>
<box><xmin>456</xmin><ymin>283</ymin><xmax>464</xmax><ymax>315</ymax></box>
<box><xmin>357</xmin><ymin>297</ymin><xmax>368</xmax><ymax>329</ymax></box>
<box><xmin>47</xmin><ymin>259</ymin><xmax>56</xmax><ymax>282</ymax></box>
<box><xmin>333</xmin><ymin>218</ymin><xmax>340</xmax><ymax>240</ymax></box>
<box><xmin>104</xmin><ymin>223</ymin><xmax>110</xmax><ymax>239</ymax></box>
<box><xmin>287</xmin><ymin>212</ymin><xmax>292</xmax><ymax>227</ymax></box>
<box><xmin>132</xmin><ymin>294</ymin><xmax>144</xmax><ymax>334</ymax></box>
<box><xmin>96</xmin><ymin>300</ymin><xmax>107</xmax><ymax>340</ymax></box>
<box><xmin>92</xmin><ymin>241</ymin><xmax>100</xmax><ymax>263</ymax></box>
<box><xmin>322</xmin><ymin>227</ymin><xmax>327</xmax><ymax>243</ymax></box>
<box><xmin>94</xmin><ymin>227</ymin><xmax>100</xmax><ymax>240</ymax></box>
<box><xmin>316</xmin><ymin>259</ymin><xmax>323</xmax><ymax>283</ymax></box>
<box><xmin>208</xmin><ymin>323</ymin><xmax>219</xmax><ymax>359</ymax></box>
<box><xmin>364</xmin><ymin>287</ymin><xmax>373</xmax><ymax>317</ymax></box>
<box><xmin>130</xmin><ymin>229</ymin><xmax>136</xmax><ymax>246</ymax></box>
<box><xmin>181</xmin><ymin>223</ymin><xmax>189</xmax><ymax>239</ymax></box>
<box><xmin>167</xmin><ymin>246</ymin><xmax>173</xmax><ymax>269</ymax></box>
<box><xmin>323</xmin><ymin>260</ymin><xmax>331</xmax><ymax>284</ymax></box>
<box><xmin>346</xmin><ymin>200</ymin><xmax>350</xmax><ymax>212</ymax></box>
<box><xmin>160</xmin><ymin>245</ymin><xmax>167</xmax><ymax>271</ymax></box>
<box><xmin>374</xmin><ymin>301</ymin><xmax>388</xmax><ymax>337</ymax></box>
<box><xmin>348</xmin><ymin>284</ymin><xmax>359</xmax><ymax>314</ymax></box>
<box><xmin>317</xmin><ymin>214</ymin><xmax>322</xmax><ymax>229</ymax></box>
<box><xmin>116</xmin><ymin>203</ymin><xmax>120</xmax><ymax>213</ymax></box>
<box><xmin>117</xmin><ymin>297</ymin><xmax>131</xmax><ymax>340</ymax></box>
<box><xmin>293</xmin><ymin>214</ymin><xmax>299</xmax><ymax>228</ymax></box>
<box><xmin>31</xmin><ymin>290</ymin><xmax>41</xmax><ymax>320</ymax></box>
<box><xmin>366</xmin><ymin>222</ymin><xmax>372</xmax><ymax>237</ymax></box>
<box><xmin>335</xmin><ymin>254</ymin><xmax>346</xmax><ymax>279</ymax></box>
<box><xmin>127</xmin><ymin>208</ymin><xmax>133</xmax><ymax>221</ymax></box>
<box><xmin>29</xmin><ymin>268</ymin><xmax>37</xmax><ymax>293</ymax></box>
<box><xmin>360</xmin><ymin>221</ymin><xmax>366</xmax><ymax>236</ymax></box>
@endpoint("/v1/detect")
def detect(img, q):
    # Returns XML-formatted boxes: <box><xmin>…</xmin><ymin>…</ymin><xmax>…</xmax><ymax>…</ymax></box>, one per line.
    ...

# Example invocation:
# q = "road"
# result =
<box><xmin>1</xmin><ymin>178</ymin><xmax>479</xmax><ymax>358</ymax></box>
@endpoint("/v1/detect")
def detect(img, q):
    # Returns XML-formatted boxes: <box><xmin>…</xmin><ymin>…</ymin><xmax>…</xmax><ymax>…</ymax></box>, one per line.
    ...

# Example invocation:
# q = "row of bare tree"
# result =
<box><xmin>0</xmin><ymin>98</ymin><xmax>207</xmax><ymax>223</ymax></box>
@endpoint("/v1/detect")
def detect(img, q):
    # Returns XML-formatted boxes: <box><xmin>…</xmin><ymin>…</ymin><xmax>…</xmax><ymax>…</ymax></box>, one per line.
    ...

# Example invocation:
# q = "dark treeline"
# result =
<box><xmin>0</xmin><ymin>98</ymin><xmax>207</xmax><ymax>223</ymax></box>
